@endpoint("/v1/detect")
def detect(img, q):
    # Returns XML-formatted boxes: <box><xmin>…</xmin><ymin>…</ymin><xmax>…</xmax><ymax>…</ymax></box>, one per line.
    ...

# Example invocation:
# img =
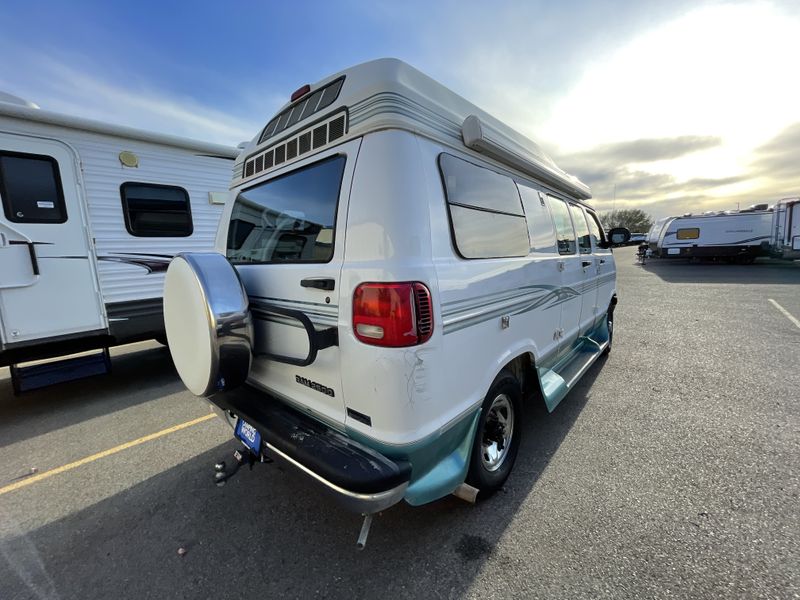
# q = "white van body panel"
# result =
<box><xmin>168</xmin><ymin>59</ymin><xmax>619</xmax><ymax>510</ymax></box>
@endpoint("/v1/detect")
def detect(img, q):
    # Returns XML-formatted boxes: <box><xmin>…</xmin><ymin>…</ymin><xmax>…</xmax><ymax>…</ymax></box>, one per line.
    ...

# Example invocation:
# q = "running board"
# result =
<box><xmin>537</xmin><ymin>337</ymin><xmax>607</xmax><ymax>412</ymax></box>
<box><xmin>10</xmin><ymin>348</ymin><xmax>112</xmax><ymax>394</ymax></box>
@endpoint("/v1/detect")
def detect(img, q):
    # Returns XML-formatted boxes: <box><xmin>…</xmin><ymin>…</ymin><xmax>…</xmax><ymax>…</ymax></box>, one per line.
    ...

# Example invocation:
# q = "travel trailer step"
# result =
<box><xmin>10</xmin><ymin>348</ymin><xmax>112</xmax><ymax>394</ymax></box>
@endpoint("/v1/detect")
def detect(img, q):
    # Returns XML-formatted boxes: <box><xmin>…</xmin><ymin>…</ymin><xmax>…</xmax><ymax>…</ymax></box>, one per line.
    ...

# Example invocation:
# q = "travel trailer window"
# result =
<box><xmin>439</xmin><ymin>154</ymin><xmax>529</xmax><ymax>259</ymax></box>
<box><xmin>548</xmin><ymin>196</ymin><xmax>576</xmax><ymax>254</ymax></box>
<box><xmin>677</xmin><ymin>227</ymin><xmax>700</xmax><ymax>240</ymax></box>
<box><xmin>226</xmin><ymin>155</ymin><xmax>345</xmax><ymax>264</ymax></box>
<box><xmin>569</xmin><ymin>204</ymin><xmax>592</xmax><ymax>253</ymax></box>
<box><xmin>0</xmin><ymin>151</ymin><xmax>66</xmax><ymax>223</ymax></box>
<box><xmin>120</xmin><ymin>183</ymin><xmax>192</xmax><ymax>237</ymax></box>
<box><xmin>517</xmin><ymin>183</ymin><xmax>557</xmax><ymax>253</ymax></box>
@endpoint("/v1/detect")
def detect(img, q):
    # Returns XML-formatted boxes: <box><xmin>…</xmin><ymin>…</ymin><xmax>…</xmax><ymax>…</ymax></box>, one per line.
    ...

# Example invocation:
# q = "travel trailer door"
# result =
<box><xmin>223</xmin><ymin>140</ymin><xmax>361</xmax><ymax>427</ymax></box>
<box><xmin>0</xmin><ymin>133</ymin><xmax>106</xmax><ymax>347</ymax></box>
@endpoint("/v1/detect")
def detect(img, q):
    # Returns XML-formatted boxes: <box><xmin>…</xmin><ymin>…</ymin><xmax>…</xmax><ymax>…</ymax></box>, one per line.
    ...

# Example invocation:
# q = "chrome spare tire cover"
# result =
<box><xmin>163</xmin><ymin>252</ymin><xmax>253</xmax><ymax>396</ymax></box>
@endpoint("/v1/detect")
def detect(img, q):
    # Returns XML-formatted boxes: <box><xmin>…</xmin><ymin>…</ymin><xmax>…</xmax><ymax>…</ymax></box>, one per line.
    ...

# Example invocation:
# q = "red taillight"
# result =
<box><xmin>290</xmin><ymin>84</ymin><xmax>311</xmax><ymax>102</ymax></box>
<box><xmin>353</xmin><ymin>282</ymin><xmax>434</xmax><ymax>347</ymax></box>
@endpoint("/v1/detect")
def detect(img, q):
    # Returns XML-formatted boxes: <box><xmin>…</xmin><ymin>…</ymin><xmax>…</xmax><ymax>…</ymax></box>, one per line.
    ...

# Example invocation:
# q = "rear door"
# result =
<box><xmin>0</xmin><ymin>133</ymin><xmax>105</xmax><ymax>347</ymax></box>
<box><xmin>225</xmin><ymin>139</ymin><xmax>360</xmax><ymax>428</ymax></box>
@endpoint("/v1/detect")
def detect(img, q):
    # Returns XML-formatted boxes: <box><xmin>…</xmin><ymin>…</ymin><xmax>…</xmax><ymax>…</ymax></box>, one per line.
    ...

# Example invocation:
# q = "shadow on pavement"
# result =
<box><xmin>641</xmin><ymin>257</ymin><xmax>800</xmax><ymax>285</ymax></box>
<box><xmin>0</xmin><ymin>359</ymin><xmax>605</xmax><ymax>600</ymax></box>
<box><xmin>0</xmin><ymin>344</ymin><xmax>184</xmax><ymax>450</ymax></box>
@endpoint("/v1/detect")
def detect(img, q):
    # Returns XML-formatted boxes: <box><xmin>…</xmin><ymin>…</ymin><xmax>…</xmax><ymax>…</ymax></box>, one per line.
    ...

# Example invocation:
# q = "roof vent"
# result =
<box><xmin>243</xmin><ymin>111</ymin><xmax>347</xmax><ymax>180</ymax></box>
<box><xmin>257</xmin><ymin>77</ymin><xmax>344</xmax><ymax>145</ymax></box>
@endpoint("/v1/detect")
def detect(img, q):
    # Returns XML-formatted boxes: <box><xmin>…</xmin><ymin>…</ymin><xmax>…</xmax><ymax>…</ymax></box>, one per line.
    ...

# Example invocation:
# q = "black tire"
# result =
<box><xmin>466</xmin><ymin>370</ymin><xmax>522</xmax><ymax>497</ymax></box>
<box><xmin>603</xmin><ymin>304</ymin><xmax>615</xmax><ymax>355</ymax></box>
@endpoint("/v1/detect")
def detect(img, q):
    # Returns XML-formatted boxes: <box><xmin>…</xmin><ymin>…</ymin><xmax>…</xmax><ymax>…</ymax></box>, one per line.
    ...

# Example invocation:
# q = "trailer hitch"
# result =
<box><xmin>213</xmin><ymin>448</ymin><xmax>271</xmax><ymax>486</ymax></box>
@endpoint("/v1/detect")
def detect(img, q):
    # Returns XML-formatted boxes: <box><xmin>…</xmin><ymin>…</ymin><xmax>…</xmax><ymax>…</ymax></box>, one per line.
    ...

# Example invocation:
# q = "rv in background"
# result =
<box><xmin>0</xmin><ymin>93</ymin><xmax>239</xmax><ymax>370</ymax></box>
<box><xmin>647</xmin><ymin>200</ymin><xmax>800</xmax><ymax>262</ymax></box>
<box><xmin>771</xmin><ymin>197</ymin><xmax>800</xmax><ymax>260</ymax></box>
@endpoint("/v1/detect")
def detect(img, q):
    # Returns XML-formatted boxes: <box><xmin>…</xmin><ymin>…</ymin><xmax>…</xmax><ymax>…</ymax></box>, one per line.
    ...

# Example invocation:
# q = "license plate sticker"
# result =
<box><xmin>234</xmin><ymin>418</ymin><xmax>262</xmax><ymax>454</ymax></box>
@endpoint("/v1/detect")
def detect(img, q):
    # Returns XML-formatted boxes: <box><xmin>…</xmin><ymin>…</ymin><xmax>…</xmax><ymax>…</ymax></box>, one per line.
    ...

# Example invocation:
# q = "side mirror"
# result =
<box><xmin>607</xmin><ymin>227</ymin><xmax>631</xmax><ymax>247</ymax></box>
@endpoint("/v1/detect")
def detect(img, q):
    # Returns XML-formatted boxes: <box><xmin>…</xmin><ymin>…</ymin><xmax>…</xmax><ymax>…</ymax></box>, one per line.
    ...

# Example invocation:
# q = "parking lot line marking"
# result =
<box><xmin>768</xmin><ymin>299</ymin><xmax>800</xmax><ymax>330</ymax></box>
<box><xmin>0</xmin><ymin>413</ymin><xmax>216</xmax><ymax>497</ymax></box>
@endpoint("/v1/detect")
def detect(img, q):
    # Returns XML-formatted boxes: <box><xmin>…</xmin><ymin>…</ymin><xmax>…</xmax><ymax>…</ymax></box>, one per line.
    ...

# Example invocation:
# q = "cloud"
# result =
<box><xmin>0</xmin><ymin>48</ymin><xmax>271</xmax><ymax>147</ymax></box>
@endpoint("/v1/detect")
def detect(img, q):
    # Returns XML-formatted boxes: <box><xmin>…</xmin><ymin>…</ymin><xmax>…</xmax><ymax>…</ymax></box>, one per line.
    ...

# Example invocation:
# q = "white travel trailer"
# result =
<box><xmin>162</xmin><ymin>59</ymin><xmax>629</xmax><ymax>541</ymax></box>
<box><xmin>0</xmin><ymin>94</ymin><xmax>238</xmax><ymax>384</ymax></box>
<box><xmin>647</xmin><ymin>207</ymin><xmax>773</xmax><ymax>262</ymax></box>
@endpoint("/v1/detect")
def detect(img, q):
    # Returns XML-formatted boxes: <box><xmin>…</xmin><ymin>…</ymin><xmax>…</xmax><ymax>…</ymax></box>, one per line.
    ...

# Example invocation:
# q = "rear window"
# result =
<box><xmin>0</xmin><ymin>152</ymin><xmax>67</xmax><ymax>223</ymax></box>
<box><xmin>677</xmin><ymin>227</ymin><xmax>700</xmax><ymax>240</ymax></box>
<box><xmin>226</xmin><ymin>155</ymin><xmax>345</xmax><ymax>263</ymax></box>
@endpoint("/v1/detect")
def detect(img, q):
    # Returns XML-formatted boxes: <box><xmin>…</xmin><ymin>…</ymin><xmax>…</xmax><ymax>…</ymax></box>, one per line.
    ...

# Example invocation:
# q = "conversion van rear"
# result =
<box><xmin>163</xmin><ymin>59</ymin><xmax>629</xmax><ymax>531</ymax></box>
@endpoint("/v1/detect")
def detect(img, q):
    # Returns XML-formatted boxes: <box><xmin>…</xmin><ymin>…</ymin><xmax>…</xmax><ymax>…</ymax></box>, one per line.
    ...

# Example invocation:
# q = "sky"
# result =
<box><xmin>0</xmin><ymin>0</ymin><xmax>798</xmax><ymax>219</ymax></box>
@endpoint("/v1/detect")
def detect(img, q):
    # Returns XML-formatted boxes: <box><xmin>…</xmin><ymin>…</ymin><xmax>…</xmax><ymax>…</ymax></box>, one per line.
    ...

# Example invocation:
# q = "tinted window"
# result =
<box><xmin>440</xmin><ymin>154</ymin><xmax>523</xmax><ymax>215</ymax></box>
<box><xmin>548</xmin><ymin>197</ymin><xmax>576</xmax><ymax>254</ymax></box>
<box><xmin>226</xmin><ymin>155</ymin><xmax>345</xmax><ymax>263</ymax></box>
<box><xmin>518</xmin><ymin>184</ymin><xmax>556</xmax><ymax>253</ymax></box>
<box><xmin>448</xmin><ymin>205</ymin><xmax>530</xmax><ymax>259</ymax></box>
<box><xmin>439</xmin><ymin>154</ymin><xmax>529</xmax><ymax>259</ymax></box>
<box><xmin>677</xmin><ymin>228</ymin><xmax>699</xmax><ymax>240</ymax></box>
<box><xmin>121</xmin><ymin>183</ymin><xmax>192</xmax><ymax>237</ymax></box>
<box><xmin>585</xmin><ymin>210</ymin><xmax>606</xmax><ymax>248</ymax></box>
<box><xmin>569</xmin><ymin>204</ymin><xmax>592</xmax><ymax>253</ymax></box>
<box><xmin>0</xmin><ymin>152</ymin><xmax>67</xmax><ymax>223</ymax></box>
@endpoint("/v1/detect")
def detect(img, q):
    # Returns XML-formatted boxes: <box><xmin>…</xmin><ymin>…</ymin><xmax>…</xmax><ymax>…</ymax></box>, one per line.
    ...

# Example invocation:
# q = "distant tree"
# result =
<box><xmin>599</xmin><ymin>209</ymin><xmax>653</xmax><ymax>232</ymax></box>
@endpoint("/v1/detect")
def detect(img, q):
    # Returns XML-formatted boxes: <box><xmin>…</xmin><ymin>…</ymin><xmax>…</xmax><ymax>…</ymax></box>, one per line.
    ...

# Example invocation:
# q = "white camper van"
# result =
<box><xmin>0</xmin><ymin>94</ymin><xmax>238</xmax><ymax>379</ymax></box>
<box><xmin>647</xmin><ymin>207</ymin><xmax>773</xmax><ymax>262</ymax></box>
<box><xmin>163</xmin><ymin>59</ymin><xmax>629</xmax><ymax>529</ymax></box>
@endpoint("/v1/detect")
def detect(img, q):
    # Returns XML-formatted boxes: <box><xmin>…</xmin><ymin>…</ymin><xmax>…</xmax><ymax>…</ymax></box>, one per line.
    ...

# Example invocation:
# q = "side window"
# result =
<box><xmin>677</xmin><ymin>228</ymin><xmax>699</xmax><ymax>240</ymax></box>
<box><xmin>226</xmin><ymin>155</ymin><xmax>345</xmax><ymax>264</ymax></box>
<box><xmin>585</xmin><ymin>209</ymin><xmax>606</xmax><ymax>249</ymax></box>
<box><xmin>439</xmin><ymin>154</ymin><xmax>529</xmax><ymax>259</ymax></box>
<box><xmin>548</xmin><ymin>196</ymin><xmax>576</xmax><ymax>255</ymax></box>
<box><xmin>121</xmin><ymin>183</ymin><xmax>193</xmax><ymax>237</ymax></box>
<box><xmin>569</xmin><ymin>204</ymin><xmax>592</xmax><ymax>254</ymax></box>
<box><xmin>517</xmin><ymin>184</ymin><xmax>557</xmax><ymax>253</ymax></box>
<box><xmin>0</xmin><ymin>152</ymin><xmax>67</xmax><ymax>223</ymax></box>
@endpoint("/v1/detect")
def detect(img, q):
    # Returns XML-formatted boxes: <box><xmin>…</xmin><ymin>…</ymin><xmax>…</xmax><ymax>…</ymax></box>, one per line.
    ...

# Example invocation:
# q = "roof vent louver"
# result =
<box><xmin>241</xmin><ymin>110</ymin><xmax>348</xmax><ymax>182</ymax></box>
<box><xmin>258</xmin><ymin>77</ymin><xmax>344</xmax><ymax>145</ymax></box>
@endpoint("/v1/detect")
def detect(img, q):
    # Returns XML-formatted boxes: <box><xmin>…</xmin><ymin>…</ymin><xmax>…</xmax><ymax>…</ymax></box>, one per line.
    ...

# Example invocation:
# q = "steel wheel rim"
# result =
<box><xmin>481</xmin><ymin>393</ymin><xmax>514</xmax><ymax>472</ymax></box>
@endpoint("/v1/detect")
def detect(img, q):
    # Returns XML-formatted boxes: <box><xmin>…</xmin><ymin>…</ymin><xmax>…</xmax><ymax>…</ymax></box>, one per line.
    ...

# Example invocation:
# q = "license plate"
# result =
<box><xmin>234</xmin><ymin>418</ymin><xmax>262</xmax><ymax>454</ymax></box>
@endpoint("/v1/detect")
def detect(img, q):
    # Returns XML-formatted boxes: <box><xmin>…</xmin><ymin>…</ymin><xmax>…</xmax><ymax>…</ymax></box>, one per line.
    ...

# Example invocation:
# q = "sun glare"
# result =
<box><xmin>544</xmin><ymin>2</ymin><xmax>800</xmax><ymax>199</ymax></box>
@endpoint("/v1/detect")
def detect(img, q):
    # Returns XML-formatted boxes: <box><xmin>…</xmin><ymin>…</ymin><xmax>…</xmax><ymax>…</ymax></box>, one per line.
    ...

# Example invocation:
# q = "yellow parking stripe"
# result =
<box><xmin>0</xmin><ymin>413</ymin><xmax>216</xmax><ymax>497</ymax></box>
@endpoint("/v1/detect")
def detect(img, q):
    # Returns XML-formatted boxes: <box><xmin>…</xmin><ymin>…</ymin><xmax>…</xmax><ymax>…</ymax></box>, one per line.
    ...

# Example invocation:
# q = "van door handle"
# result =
<box><xmin>301</xmin><ymin>277</ymin><xmax>335</xmax><ymax>291</ymax></box>
<box><xmin>581</xmin><ymin>260</ymin><xmax>593</xmax><ymax>268</ymax></box>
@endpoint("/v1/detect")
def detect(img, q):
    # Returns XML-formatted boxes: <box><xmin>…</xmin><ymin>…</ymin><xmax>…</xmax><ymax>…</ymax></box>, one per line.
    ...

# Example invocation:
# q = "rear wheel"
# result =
<box><xmin>466</xmin><ymin>371</ymin><xmax>522</xmax><ymax>496</ymax></box>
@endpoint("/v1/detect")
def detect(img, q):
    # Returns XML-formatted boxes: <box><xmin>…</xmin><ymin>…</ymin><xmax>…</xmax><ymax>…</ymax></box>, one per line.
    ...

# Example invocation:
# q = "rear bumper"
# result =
<box><xmin>208</xmin><ymin>385</ymin><xmax>411</xmax><ymax>514</ymax></box>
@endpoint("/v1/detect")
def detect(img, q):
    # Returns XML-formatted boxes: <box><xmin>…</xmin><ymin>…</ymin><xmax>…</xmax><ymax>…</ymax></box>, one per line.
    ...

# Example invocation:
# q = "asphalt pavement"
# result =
<box><xmin>1</xmin><ymin>247</ymin><xmax>798</xmax><ymax>599</ymax></box>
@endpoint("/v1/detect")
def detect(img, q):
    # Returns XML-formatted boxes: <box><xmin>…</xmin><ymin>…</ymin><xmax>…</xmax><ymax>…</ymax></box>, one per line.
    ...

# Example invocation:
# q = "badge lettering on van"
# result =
<box><xmin>295</xmin><ymin>375</ymin><xmax>335</xmax><ymax>397</ymax></box>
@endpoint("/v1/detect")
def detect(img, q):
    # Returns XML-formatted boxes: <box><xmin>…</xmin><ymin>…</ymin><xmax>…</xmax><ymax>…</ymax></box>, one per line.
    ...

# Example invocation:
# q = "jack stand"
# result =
<box><xmin>356</xmin><ymin>514</ymin><xmax>373</xmax><ymax>550</ymax></box>
<box><xmin>214</xmin><ymin>449</ymin><xmax>258</xmax><ymax>486</ymax></box>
